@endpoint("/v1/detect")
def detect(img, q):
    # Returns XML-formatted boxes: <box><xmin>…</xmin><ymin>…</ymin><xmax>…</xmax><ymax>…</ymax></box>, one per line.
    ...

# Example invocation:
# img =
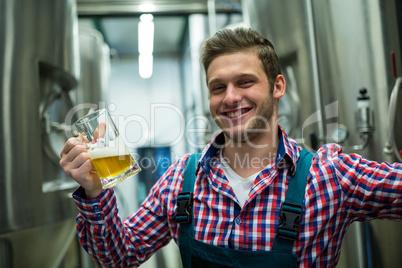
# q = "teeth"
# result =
<box><xmin>227</xmin><ymin>110</ymin><xmax>243</xmax><ymax>118</ymax></box>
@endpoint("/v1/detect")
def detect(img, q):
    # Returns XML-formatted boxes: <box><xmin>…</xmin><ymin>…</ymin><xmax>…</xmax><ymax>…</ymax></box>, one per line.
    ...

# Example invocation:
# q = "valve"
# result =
<box><xmin>356</xmin><ymin>88</ymin><xmax>375</xmax><ymax>134</ymax></box>
<box><xmin>341</xmin><ymin>88</ymin><xmax>375</xmax><ymax>152</ymax></box>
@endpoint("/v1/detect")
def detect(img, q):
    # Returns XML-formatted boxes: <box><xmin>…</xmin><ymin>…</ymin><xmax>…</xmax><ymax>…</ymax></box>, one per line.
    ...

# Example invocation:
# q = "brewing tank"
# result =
<box><xmin>74</xmin><ymin>26</ymin><xmax>110</xmax><ymax>118</ymax></box>
<box><xmin>0</xmin><ymin>0</ymin><xmax>81</xmax><ymax>266</ymax></box>
<box><xmin>242</xmin><ymin>0</ymin><xmax>402</xmax><ymax>267</ymax></box>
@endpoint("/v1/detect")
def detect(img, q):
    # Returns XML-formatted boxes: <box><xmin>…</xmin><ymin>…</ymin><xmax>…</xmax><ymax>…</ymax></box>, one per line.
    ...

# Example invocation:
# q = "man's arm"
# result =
<box><xmin>318</xmin><ymin>144</ymin><xmax>402</xmax><ymax>221</ymax></box>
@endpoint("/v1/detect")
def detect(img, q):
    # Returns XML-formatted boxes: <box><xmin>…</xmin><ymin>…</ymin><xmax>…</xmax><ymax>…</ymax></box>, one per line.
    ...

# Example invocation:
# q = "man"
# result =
<box><xmin>60</xmin><ymin>27</ymin><xmax>402</xmax><ymax>267</ymax></box>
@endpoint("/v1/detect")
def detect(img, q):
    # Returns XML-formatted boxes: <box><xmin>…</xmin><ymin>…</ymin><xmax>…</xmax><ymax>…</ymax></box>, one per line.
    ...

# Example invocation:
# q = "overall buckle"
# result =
<box><xmin>277</xmin><ymin>202</ymin><xmax>303</xmax><ymax>240</ymax></box>
<box><xmin>175</xmin><ymin>192</ymin><xmax>193</xmax><ymax>224</ymax></box>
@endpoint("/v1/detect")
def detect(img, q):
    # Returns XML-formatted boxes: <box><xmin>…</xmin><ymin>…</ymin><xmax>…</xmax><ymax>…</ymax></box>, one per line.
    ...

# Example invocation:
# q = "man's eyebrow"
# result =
<box><xmin>207</xmin><ymin>77</ymin><xmax>222</xmax><ymax>86</ymax></box>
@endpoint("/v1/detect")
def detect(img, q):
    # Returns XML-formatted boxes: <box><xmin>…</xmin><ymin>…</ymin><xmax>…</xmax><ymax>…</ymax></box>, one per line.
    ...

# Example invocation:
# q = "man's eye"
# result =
<box><xmin>239</xmin><ymin>80</ymin><xmax>253</xmax><ymax>87</ymax></box>
<box><xmin>211</xmin><ymin>86</ymin><xmax>225</xmax><ymax>92</ymax></box>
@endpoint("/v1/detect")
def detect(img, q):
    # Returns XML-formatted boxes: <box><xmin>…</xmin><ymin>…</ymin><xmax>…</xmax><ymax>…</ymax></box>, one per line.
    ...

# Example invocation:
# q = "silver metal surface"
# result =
<box><xmin>77</xmin><ymin>0</ymin><xmax>242</xmax><ymax>16</ymax></box>
<box><xmin>0</xmin><ymin>218</ymin><xmax>77</xmax><ymax>268</ymax></box>
<box><xmin>1</xmin><ymin>0</ymin><xmax>79</xmax><ymax>234</ymax></box>
<box><xmin>75</xmin><ymin>27</ymin><xmax>110</xmax><ymax>118</ymax></box>
<box><xmin>243</xmin><ymin>0</ymin><xmax>402</xmax><ymax>267</ymax></box>
<box><xmin>0</xmin><ymin>0</ymin><xmax>104</xmax><ymax>266</ymax></box>
<box><xmin>76</xmin><ymin>0</ymin><xmax>242</xmax><ymax>58</ymax></box>
<box><xmin>305</xmin><ymin>0</ymin><xmax>325</xmax><ymax>143</ymax></box>
<box><xmin>1</xmin><ymin>0</ymin><xmax>400</xmax><ymax>266</ymax></box>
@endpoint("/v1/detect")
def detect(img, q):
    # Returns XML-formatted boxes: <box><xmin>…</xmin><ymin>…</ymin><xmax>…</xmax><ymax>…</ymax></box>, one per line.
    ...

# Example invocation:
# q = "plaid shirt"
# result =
<box><xmin>73</xmin><ymin>127</ymin><xmax>402</xmax><ymax>267</ymax></box>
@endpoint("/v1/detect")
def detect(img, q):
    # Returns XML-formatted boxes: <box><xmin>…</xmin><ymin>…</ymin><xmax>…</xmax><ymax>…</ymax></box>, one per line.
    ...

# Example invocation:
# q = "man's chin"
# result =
<box><xmin>222</xmin><ymin>129</ymin><xmax>251</xmax><ymax>143</ymax></box>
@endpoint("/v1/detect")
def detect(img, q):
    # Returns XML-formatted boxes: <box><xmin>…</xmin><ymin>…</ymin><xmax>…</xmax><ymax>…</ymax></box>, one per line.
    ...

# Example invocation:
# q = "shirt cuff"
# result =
<box><xmin>72</xmin><ymin>186</ymin><xmax>117</xmax><ymax>224</ymax></box>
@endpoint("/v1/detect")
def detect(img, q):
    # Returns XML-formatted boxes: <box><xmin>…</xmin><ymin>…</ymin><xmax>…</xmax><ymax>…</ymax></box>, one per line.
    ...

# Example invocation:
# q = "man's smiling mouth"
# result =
<box><xmin>222</xmin><ymin>108</ymin><xmax>251</xmax><ymax>119</ymax></box>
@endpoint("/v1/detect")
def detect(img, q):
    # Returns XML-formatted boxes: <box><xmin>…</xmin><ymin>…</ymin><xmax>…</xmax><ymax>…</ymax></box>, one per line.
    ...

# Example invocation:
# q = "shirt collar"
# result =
<box><xmin>200</xmin><ymin>125</ymin><xmax>300</xmax><ymax>175</ymax></box>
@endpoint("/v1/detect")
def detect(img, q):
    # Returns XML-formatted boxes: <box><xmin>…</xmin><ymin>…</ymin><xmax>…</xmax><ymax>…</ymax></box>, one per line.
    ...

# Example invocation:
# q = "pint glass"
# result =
<box><xmin>74</xmin><ymin>109</ymin><xmax>141</xmax><ymax>189</ymax></box>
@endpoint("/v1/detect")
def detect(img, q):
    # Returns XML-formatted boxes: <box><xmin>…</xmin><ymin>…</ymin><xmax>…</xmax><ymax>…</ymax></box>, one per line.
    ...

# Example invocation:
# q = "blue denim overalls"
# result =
<box><xmin>176</xmin><ymin>150</ymin><xmax>313</xmax><ymax>268</ymax></box>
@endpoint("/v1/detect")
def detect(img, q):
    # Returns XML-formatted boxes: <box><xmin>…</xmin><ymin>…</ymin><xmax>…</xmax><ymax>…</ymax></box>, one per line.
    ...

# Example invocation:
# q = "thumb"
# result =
<box><xmin>77</xmin><ymin>132</ymin><xmax>90</xmax><ymax>144</ymax></box>
<box><xmin>93</xmin><ymin>122</ymin><xmax>106</xmax><ymax>142</ymax></box>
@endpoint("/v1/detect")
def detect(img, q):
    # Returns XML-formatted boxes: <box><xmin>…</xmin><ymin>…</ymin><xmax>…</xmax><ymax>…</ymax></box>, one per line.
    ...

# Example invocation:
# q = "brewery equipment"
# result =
<box><xmin>0</xmin><ymin>0</ymin><xmax>79</xmax><ymax>266</ymax></box>
<box><xmin>242</xmin><ymin>0</ymin><xmax>402</xmax><ymax>267</ymax></box>
<box><xmin>0</xmin><ymin>0</ymin><xmax>109</xmax><ymax>266</ymax></box>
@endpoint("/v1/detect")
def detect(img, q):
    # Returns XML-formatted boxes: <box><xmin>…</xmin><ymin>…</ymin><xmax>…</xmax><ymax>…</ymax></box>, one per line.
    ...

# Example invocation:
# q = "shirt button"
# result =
<box><xmin>235</xmin><ymin>217</ymin><xmax>242</xmax><ymax>225</ymax></box>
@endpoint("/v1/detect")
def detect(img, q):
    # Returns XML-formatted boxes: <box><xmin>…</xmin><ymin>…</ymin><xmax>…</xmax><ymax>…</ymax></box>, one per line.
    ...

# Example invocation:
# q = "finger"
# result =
<box><xmin>62</xmin><ymin>152</ymin><xmax>92</xmax><ymax>178</ymax></box>
<box><xmin>70</xmin><ymin>150</ymin><xmax>91</xmax><ymax>169</ymax></box>
<box><xmin>59</xmin><ymin>143</ymin><xmax>89</xmax><ymax>171</ymax></box>
<box><xmin>72</xmin><ymin>156</ymin><xmax>93</xmax><ymax>174</ymax></box>
<box><xmin>69</xmin><ymin>158</ymin><xmax>97</xmax><ymax>182</ymax></box>
<box><xmin>60</xmin><ymin>137</ymin><xmax>85</xmax><ymax>157</ymax></box>
<box><xmin>77</xmin><ymin>132</ymin><xmax>90</xmax><ymax>143</ymax></box>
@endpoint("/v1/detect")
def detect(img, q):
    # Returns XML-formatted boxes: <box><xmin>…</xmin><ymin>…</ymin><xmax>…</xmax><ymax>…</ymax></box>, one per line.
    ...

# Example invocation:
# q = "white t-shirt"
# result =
<box><xmin>219</xmin><ymin>150</ymin><xmax>260</xmax><ymax>207</ymax></box>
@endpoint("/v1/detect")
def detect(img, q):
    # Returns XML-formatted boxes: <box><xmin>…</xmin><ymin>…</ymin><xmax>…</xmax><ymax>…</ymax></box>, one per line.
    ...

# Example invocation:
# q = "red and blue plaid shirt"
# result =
<box><xmin>73</xmin><ymin>127</ymin><xmax>402</xmax><ymax>267</ymax></box>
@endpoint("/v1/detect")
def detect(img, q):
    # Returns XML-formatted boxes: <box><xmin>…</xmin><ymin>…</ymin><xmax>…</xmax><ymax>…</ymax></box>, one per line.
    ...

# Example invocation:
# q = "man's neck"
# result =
<box><xmin>222</xmin><ymin>129</ymin><xmax>279</xmax><ymax>178</ymax></box>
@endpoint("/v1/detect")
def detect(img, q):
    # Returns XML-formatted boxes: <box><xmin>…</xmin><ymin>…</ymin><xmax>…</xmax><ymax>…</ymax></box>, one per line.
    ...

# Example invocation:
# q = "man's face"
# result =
<box><xmin>207</xmin><ymin>51</ymin><xmax>281</xmax><ymax>143</ymax></box>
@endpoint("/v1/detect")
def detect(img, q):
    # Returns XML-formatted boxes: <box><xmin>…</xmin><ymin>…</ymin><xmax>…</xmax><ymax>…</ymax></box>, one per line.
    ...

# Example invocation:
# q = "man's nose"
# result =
<box><xmin>223</xmin><ymin>85</ymin><xmax>242</xmax><ymax>105</ymax></box>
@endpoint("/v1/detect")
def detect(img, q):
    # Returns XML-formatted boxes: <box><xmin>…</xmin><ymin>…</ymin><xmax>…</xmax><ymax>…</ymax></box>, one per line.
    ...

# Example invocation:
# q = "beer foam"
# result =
<box><xmin>88</xmin><ymin>137</ymin><xmax>130</xmax><ymax>159</ymax></box>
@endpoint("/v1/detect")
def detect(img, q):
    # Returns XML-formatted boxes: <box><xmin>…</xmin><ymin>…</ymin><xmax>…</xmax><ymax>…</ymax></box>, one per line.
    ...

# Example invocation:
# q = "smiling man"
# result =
<box><xmin>60</xmin><ymin>27</ymin><xmax>402</xmax><ymax>267</ymax></box>
<box><xmin>206</xmin><ymin>41</ymin><xmax>285</xmax><ymax>177</ymax></box>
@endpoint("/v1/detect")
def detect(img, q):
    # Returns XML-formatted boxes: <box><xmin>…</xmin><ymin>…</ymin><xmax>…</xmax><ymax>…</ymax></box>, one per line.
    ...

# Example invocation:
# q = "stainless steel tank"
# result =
<box><xmin>75</xmin><ymin>27</ymin><xmax>110</xmax><ymax>118</ymax></box>
<box><xmin>0</xmin><ymin>0</ymin><xmax>82</xmax><ymax>266</ymax></box>
<box><xmin>243</xmin><ymin>0</ymin><xmax>402</xmax><ymax>267</ymax></box>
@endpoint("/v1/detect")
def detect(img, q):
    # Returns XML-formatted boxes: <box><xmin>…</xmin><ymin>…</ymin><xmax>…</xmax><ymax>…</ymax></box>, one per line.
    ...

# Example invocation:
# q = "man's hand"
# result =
<box><xmin>60</xmin><ymin>133</ymin><xmax>103</xmax><ymax>199</ymax></box>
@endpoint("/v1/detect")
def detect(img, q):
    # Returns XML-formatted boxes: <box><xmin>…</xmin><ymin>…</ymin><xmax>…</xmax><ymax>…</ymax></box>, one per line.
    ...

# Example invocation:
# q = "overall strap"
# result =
<box><xmin>272</xmin><ymin>149</ymin><xmax>314</xmax><ymax>252</ymax></box>
<box><xmin>183</xmin><ymin>153</ymin><xmax>201</xmax><ymax>192</ymax></box>
<box><xmin>176</xmin><ymin>154</ymin><xmax>201</xmax><ymax>232</ymax></box>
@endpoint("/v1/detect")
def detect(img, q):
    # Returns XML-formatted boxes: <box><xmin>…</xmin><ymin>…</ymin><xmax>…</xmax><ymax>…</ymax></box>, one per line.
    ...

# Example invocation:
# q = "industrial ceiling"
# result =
<box><xmin>77</xmin><ymin>0</ymin><xmax>243</xmax><ymax>57</ymax></box>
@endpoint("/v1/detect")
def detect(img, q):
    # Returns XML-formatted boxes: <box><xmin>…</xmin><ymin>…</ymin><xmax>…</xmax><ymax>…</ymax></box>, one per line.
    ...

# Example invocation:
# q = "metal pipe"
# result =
<box><xmin>384</xmin><ymin>77</ymin><xmax>402</xmax><ymax>162</ymax></box>
<box><xmin>305</xmin><ymin>0</ymin><xmax>326</xmax><ymax>145</ymax></box>
<box><xmin>2</xmin><ymin>0</ymin><xmax>17</xmax><ymax>231</ymax></box>
<box><xmin>241</xmin><ymin>0</ymin><xmax>251</xmax><ymax>28</ymax></box>
<box><xmin>208</xmin><ymin>0</ymin><xmax>217</xmax><ymax>35</ymax></box>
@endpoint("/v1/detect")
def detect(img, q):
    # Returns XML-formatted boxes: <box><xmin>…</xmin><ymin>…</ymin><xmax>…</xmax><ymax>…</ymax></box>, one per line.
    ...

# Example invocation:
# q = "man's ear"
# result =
<box><xmin>273</xmin><ymin>75</ymin><xmax>286</xmax><ymax>100</ymax></box>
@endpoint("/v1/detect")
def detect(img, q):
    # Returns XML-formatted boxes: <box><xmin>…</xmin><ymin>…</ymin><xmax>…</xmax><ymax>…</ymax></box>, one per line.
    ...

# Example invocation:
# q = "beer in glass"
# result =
<box><xmin>74</xmin><ymin>109</ymin><xmax>141</xmax><ymax>188</ymax></box>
